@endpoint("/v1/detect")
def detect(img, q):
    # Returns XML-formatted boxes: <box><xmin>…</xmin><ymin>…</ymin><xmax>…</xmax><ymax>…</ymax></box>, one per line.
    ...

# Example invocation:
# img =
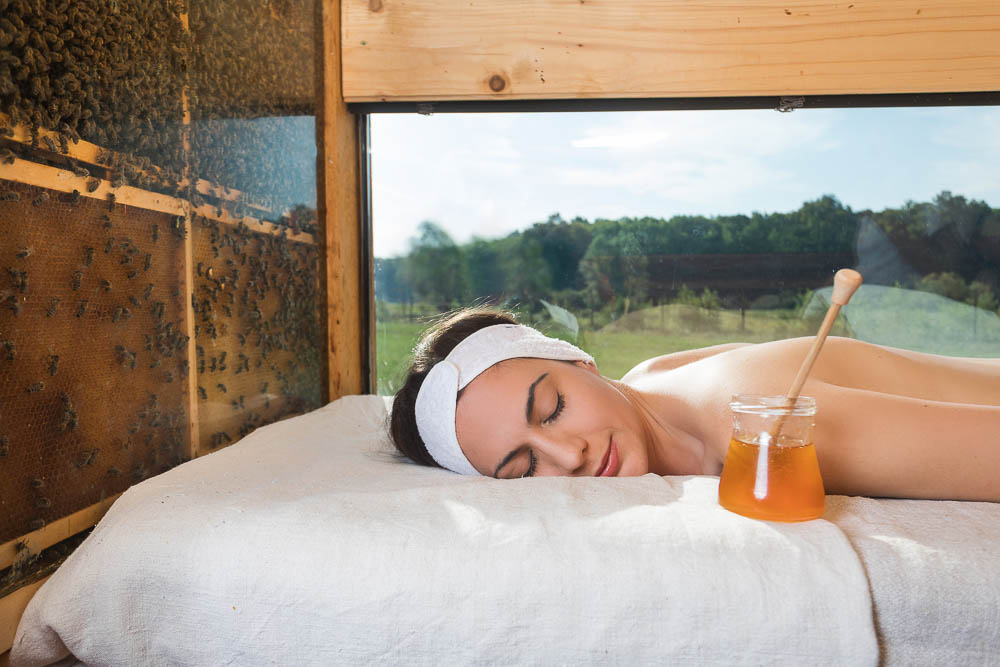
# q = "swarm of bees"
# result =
<box><xmin>192</xmin><ymin>215</ymin><xmax>322</xmax><ymax>410</ymax></box>
<box><xmin>0</xmin><ymin>0</ymin><xmax>188</xmax><ymax>173</ymax></box>
<box><xmin>0</xmin><ymin>0</ymin><xmax>326</xmax><ymax>555</ymax></box>
<box><xmin>184</xmin><ymin>0</ymin><xmax>317</xmax><ymax>218</ymax></box>
<box><xmin>1</xmin><ymin>0</ymin><xmax>318</xmax><ymax>228</ymax></box>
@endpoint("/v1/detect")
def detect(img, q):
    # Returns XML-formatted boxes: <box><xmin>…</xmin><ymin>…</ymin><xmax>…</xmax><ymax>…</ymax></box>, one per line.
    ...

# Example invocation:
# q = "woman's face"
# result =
<box><xmin>454</xmin><ymin>357</ymin><xmax>651</xmax><ymax>478</ymax></box>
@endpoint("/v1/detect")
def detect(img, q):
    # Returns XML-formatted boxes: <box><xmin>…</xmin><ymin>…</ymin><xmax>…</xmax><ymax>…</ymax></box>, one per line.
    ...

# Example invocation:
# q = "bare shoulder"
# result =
<box><xmin>620</xmin><ymin>342</ymin><xmax>755</xmax><ymax>382</ymax></box>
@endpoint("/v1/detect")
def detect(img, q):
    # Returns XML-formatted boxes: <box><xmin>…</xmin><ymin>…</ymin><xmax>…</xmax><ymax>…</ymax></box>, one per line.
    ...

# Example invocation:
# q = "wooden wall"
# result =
<box><xmin>342</xmin><ymin>0</ymin><xmax>1000</xmax><ymax>101</ymax></box>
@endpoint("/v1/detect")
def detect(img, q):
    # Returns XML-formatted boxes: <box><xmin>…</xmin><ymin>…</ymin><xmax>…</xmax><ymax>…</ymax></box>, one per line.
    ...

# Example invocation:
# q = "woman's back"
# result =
<box><xmin>721</xmin><ymin>337</ymin><xmax>995</xmax><ymax>404</ymax></box>
<box><xmin>624</xmin><ymin>337</ymin><xmax>1000</xmax><ymax>500</ymax></box>
<box><xmin>628</xmin><ymin>336</ymin><xmax>999</xmax><ymax>405</ymax></box>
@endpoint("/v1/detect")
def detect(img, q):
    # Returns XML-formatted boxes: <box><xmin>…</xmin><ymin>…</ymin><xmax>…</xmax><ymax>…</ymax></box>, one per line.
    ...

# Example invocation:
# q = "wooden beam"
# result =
<box><xmin>0</xmin><ymin>113</ymin><xmax>271</xmax><ymax>214</ymax></box>
<box><xmin>0</xmin><ymin>496</ymin><xmax>120</xmax><ymax>571</ymax></box>
<box><xmin>0</xmin><ymin>160</ymin><xmax>185</xmax><ymax>216</ymax></box>
<box><xmin>0</xmin><ymin>576</ymin><xmax>50</xmax><ymax>655</ymax></box>
<box><xmin>182</xmin><ymin>206</ymin><xmax>200</xmax><ymax>461</ymax></box>
<box><xmin>177</xmin><ymin>7</ymin><xmax>202</xmax><ymax>461</ymax></box>
<box><xmin>0</xmin><ymin>161</ymin><xmax>315</xmax><ymax>245</ymax></box>
<box><xmin>319</xmin><ymin>0</ymin><xmax>364</xmax><ymax>400</ymax></box>
<box><xmin>342</xmin><ymin>0</ymin><xmax>1000</xmax><ymax>101</ymax></box>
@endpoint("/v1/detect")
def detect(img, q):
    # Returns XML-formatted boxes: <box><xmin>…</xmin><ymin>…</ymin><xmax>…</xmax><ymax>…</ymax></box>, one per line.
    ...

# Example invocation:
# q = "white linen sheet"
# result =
<box><xmin>17</xmin><ymin>392</ymin><xmax>971</xmax><ymax>665</ymax></box>
<box><xmin>826</xmin><ymin>495</ymin><xmax>1000</xmax><ymax>665</ymax></box>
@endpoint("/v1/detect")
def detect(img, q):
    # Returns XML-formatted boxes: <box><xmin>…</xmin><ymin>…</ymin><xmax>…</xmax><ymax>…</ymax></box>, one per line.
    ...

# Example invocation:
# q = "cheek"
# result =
<box><xmin>599</xmin><ymin>387</ymin><xmax>648</xmax><ymax>473</ymax></box>
<box><xmin>624</xmin><ymin>439</ymin><xmax>649</xmax><ymax>475</ymax></box>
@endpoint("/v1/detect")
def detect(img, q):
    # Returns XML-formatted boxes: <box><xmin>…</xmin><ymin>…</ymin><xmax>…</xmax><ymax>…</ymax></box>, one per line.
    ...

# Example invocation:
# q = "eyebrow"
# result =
<box><xmin>525</xmin><ymin>372</ymin><xmax>548</xmax><ymax>422</ymax></box>
<box><xmin>493</xmin><ymin>372</ymin><xmax>548</xmax><ymax>478</ymax></box>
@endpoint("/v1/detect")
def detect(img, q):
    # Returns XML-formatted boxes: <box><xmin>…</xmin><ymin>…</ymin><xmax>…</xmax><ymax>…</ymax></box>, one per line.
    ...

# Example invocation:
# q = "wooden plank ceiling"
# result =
<box><xmin>342</xmin><ymin>0</ymin><xmax>1000</xmax><ymax>102</ymax></box>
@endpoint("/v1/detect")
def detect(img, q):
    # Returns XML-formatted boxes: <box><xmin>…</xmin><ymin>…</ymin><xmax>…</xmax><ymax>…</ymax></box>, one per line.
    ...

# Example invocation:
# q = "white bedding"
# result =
<box><xmin>10</xmin><ymin>395</ymin><xmax>998</xmax><ymax>665</ymax></box>
<box><xmin>827</xmin><ymin>495</ymin><xmax>1000</xmax><ymax>664</ymax></box>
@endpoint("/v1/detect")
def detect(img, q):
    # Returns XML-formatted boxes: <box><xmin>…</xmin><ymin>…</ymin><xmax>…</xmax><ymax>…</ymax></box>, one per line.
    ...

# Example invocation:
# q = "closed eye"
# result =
<box><xmin>543</xmin><ymin>392</ymin><xmax>565</xmax><ymax>424</ymax></box>
<box><xmin>520</xmin><ymin>450</ymin><xmax>538</xmax><ymax>478</ymax></box>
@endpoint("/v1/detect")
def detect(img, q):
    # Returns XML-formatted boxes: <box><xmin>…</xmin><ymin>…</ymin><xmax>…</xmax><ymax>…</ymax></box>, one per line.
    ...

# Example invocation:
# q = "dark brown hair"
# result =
<box><xmin>389</xmin><ymin>306</ymin><xmax>519</xmax><ymax>468</ymax></box>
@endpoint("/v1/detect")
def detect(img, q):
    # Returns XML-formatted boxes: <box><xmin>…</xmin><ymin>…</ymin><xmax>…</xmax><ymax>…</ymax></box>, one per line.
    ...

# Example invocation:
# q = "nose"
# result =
<box><xmin>529</xmin><ymin>430</ymin><xmax>588</xmax><ymax>475</ymax></box>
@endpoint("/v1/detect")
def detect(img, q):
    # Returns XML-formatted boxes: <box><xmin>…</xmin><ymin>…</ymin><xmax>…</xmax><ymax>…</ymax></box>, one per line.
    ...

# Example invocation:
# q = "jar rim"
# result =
<box><xmin>729</xmin><ymin>394</ymin><xmax>816</xmax><ymax>415</ymax></box>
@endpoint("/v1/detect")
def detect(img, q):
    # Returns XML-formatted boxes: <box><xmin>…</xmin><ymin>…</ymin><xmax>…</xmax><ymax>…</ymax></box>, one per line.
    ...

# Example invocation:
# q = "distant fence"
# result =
<box><xmin>635</xmin><ymin>252</ymin><xmax>857</xmax><ymax>298</ymax></box>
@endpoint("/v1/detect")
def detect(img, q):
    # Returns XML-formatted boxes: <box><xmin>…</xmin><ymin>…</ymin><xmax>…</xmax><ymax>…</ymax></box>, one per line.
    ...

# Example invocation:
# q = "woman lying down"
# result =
<box><xmin>390</xmin><ymin>307</ymin><xmax>1000</xmax><ymax>502</ymax></box>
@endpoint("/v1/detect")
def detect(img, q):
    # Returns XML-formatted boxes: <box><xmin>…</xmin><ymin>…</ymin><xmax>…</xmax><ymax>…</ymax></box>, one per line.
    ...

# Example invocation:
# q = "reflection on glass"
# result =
<box><xmin>373</xmin><ymin>110</ymin><xmax>1000</xmax><ymax>394</ymax></box>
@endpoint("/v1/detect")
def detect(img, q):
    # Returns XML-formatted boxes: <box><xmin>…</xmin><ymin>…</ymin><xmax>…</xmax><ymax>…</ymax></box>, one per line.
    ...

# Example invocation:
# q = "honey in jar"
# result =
<box><xmin>718</xmin><ymin>395</ymin><xmax>825</xmax><ymax>522</ymax></box>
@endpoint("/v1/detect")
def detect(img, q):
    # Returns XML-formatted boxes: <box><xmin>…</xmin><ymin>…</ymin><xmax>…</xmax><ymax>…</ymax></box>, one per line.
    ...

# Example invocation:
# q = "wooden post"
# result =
<box><xmin>177</xmin><ymin>7</ymin><xmax>201</xmax><ymax>458</ymax></box>
<box><xmin>318</xmin><ymin>0</ymin><xmax>365</xmax><ymax>401</ymax></box>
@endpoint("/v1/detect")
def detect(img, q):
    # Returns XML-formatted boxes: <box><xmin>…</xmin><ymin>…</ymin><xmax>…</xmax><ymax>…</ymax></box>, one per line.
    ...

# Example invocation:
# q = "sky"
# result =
<box><xmin>370</xmin><ymin>106</ymin><xmax>1000</xmax><ymax>258</ymax></box>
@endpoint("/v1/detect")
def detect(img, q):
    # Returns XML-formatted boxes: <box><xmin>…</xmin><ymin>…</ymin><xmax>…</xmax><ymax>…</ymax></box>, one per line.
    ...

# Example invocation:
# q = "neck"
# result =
<box><xmin>611</xmin><ymin>380</ymin><xmax>709</xmax><ymax>475</ymax></box>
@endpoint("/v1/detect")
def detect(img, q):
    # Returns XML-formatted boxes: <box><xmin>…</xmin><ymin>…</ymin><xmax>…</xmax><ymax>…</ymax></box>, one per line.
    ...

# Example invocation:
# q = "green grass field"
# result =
<box><xmin>374</xmin><ymin>303</ymin><xmax>846</xmax><ymax>393</ymax></box>
<box><xmin>375</xmin><ymin>318</ymin><xmax>429</xmax><ymax>395</ymax></box>
<box><xmin>375</xmin><ymin>297</ymin><xmax>999</xmax><ymax>394</ymax></box>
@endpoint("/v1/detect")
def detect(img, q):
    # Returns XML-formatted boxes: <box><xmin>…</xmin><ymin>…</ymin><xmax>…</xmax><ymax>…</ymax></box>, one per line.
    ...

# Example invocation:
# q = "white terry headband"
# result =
<box><xmin>414</xmin><ymin>324</ymin><xmax>595</xmax><ymax>475</ymax></box>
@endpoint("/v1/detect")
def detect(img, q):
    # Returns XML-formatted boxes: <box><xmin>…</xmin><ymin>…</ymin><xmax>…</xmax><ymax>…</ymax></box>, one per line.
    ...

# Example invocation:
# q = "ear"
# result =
<box><xmin>573</xmin><ymin>359</ymin><xmax>600</xmax><ymax>375</ymax></box>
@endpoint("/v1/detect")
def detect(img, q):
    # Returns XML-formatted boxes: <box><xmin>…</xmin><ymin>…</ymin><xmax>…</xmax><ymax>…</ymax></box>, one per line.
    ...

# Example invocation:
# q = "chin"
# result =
<box><xmin>616</xmin><ymin>454</ymin><xmax>645</xmax><ymax>477</ymax></box>
<box><xmin>621</xmin><ymin>443</ymin><xmax>649</xmax><ymax>476</ymax></box>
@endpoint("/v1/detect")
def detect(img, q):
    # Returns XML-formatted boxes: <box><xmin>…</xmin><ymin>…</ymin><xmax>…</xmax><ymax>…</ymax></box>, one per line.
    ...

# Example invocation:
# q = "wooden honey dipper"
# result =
<box><xmin>752</xmin><ymin>269</ymin><xmax>863</xmax><ymax>500</ymax></box>
<box><xmin>770</xmin><ymin>268</ymin><xmax>864</xmax><ymax>442</ymax></box>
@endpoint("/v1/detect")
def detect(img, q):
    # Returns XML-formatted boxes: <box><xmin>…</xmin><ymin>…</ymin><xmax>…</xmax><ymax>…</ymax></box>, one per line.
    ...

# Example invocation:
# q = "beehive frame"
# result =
<box><xmin>1</xmin><ymin>0</ymin><xmax>362</xmax><ymax>648</ymax></box>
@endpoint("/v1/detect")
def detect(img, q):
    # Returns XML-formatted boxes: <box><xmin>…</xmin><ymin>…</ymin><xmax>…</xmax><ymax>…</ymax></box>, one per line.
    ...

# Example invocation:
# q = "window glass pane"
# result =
<box><xmin>372</xmin><ymin>108</ymin><xmax>1000</xmax><ymax>395</ymax></box>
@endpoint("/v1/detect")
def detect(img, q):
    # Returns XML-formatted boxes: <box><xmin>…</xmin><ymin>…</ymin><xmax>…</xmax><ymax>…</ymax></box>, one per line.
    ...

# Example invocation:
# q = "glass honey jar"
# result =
<box><xmin>718</xmin><ymin>395</ymin><xmax>824</xmax><ymax>522</ymax></box>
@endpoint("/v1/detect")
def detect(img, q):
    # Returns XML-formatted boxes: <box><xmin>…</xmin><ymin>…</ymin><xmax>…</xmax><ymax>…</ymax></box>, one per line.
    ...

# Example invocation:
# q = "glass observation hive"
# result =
<box><xmin>1</xmin><ymin>0</ymin><xmax>323</xmax><ymax>594</ymax></box>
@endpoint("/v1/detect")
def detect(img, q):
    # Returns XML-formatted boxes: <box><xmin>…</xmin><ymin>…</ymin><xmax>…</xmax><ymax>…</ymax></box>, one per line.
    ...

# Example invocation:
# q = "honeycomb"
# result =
<box><xmin>0</xmin><ymin>0</ymin><xmax>324</xmax><ymax>591</ymax></box>
<box><xmin>191</xmin><ymin>215</ymin><xmax>321</xmax><ymax>455</ymax></box>
<box><xmin>0</xmin><ymin>178</ymin><xmax>189</xmax><ymax>543</ymax></box>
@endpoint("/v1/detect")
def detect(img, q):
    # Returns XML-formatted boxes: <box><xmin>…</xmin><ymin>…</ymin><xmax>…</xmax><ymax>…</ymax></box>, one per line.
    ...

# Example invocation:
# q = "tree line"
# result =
<box><xmin>375</xmin><ymin>192</ymin><xmax>1000</xmax><ymax>319</ymax></box>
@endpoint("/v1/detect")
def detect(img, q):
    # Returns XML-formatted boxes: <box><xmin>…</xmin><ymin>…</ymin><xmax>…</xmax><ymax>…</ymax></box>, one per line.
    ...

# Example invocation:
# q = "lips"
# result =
<box><xmin>596</xmin><ymin>438</ymin><xmax>619</xmax><ymax>477</ymax></box>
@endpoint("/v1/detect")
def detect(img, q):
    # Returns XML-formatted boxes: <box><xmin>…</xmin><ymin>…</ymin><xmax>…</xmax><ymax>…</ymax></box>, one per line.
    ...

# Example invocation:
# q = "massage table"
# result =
<box><xmin>11</xmin><ymin>395</ymin><xmax>1000</xmax><ymax>665</ymax></box>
